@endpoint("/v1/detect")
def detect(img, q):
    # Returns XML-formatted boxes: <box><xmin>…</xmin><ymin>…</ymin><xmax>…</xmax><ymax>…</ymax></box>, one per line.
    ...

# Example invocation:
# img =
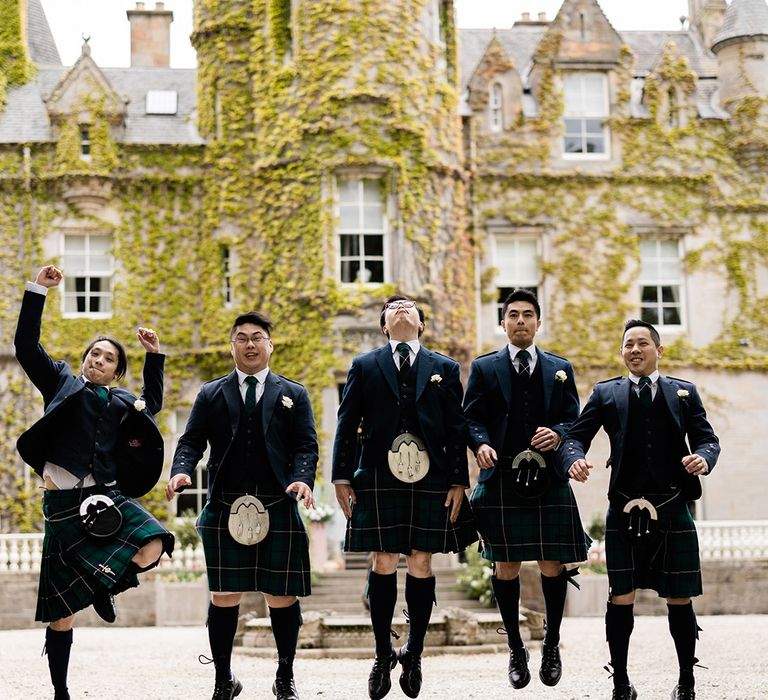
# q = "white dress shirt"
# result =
<box><xmin>507</xmin><ymin>343</ymin><xmax>538</xmax><ymax>373</ymax></box>
<box><xmin>629</xmin><ymin>369</ymin><xmax>660</xmax><ymax>399</ymax></box>
<box><xmin>389</xmin><ymin>338</ymin><xmax>420</xmax><ymax>369</ymax></box>
<box><xmin>236</xmin><ymin>367</ymin><xmax>270</xmax><ymax>404</ymax></box>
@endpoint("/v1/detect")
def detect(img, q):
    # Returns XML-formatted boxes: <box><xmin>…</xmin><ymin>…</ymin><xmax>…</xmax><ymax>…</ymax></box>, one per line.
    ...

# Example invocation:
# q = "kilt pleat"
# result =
<box><xmin>197</xmin><ymin>491</ymin><xmax>311</xmax><ymax>596</ymax></box>
<box><xmin>604</xmin><ymin>500</ymin><xmax>702</xmax><ymax>598</ymax></box>
<box><xmin>36</xmin><ymin>486</ymin><xmax>174</xmax><ymax>623</ymax></box>
<box><xmin>344</xmin><ymin>465</ymin><xmax>478</xmax><ymax>555</ymax></box>
<box><xmin>470</xmin><ymin>467</ymin><xmax>590</xmax><ymax>564</ymax></box>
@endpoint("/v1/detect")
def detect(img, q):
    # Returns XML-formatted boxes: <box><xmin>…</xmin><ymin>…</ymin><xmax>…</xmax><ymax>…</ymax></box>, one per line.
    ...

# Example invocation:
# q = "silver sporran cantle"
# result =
<box><xmin>387</xmin><ymin>432</ymin><xmax>430</xmax><ymax>483</ymax></box>
<box><xmin>228</xmin><ymin>494</ymin><xmax>269</xmax><ymax>545</ymax></box>
<box><xmin>509</xmin><ymin>448</ymin><xmax>549</xmax><ymax>498</ymax></box>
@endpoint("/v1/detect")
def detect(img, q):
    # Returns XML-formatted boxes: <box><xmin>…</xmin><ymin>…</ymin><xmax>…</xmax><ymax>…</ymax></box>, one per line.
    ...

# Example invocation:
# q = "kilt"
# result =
<box><xmin>344</xmin><ymin>464</ymin><xmax>478</xmax><ymax>555</ymax></box>
<box><xmin>605</xmin><ymin>497</ymin><xmax>702</xmax><ymax>598</ymax></box>
<box><xmin>470</xmin><ymin>467</ymin><xmax>590</xmax><ymax>564</ymax></box>
<box><xmin>196</xmin><ymin>490</ymin><xmax>311</xmax><ymax>596</ymax></box>
<box><xmin>36</xmin><ymin>485</ymin><xmax>174</xmax><ymax>623</ymax></box>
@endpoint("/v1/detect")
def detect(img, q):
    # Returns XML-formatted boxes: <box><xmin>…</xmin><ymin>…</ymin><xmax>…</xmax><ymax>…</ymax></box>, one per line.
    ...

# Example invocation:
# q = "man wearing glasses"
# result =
<box><xmin>167</xmin><ymin>311</ymin><xmax>318</xmax><ymax>700</ymax></box>
<box><xmin>333</xmin><ymin>295</ymin><xmax>477</xmax><ymax>700</ymax></box>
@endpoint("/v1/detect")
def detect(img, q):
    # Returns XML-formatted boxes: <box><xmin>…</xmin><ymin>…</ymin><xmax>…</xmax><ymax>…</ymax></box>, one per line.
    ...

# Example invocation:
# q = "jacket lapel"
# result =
<box><xmin>538</xmin><ymin>351</ymin><xmax>554</xmax><ymax>418</ymax></box>
<box><xmin>375</xmin><ymin>344</ymin><xmax>400</xmax><ymax>399</ymax></box>
<box><xmin>492</xmin><ymin>347</ymin><xmax>512</xmax><ymax>407</ymax></box>
<box><xmin>659</xmin><ymin>375</ymin><xmax>683</xmax><ymax>432</ymax></box>
<box><xmin>415</xmin><ymin>348</ymin><xmax>434</xmax><ymax>402</ymax></box>
<box><xmin>221</xmin><ymin>370</ymin><xmax>242</xmax><ymax>436</ymax></box>
<box><xmin>260</xmin><ymin>372</ymin><xmax>281</xmax><ymax>434</ymax></box>
<box><xmin>612</xmin><ymin>378</ymin><xmax>631</xmax><ymax>436</ymax></box>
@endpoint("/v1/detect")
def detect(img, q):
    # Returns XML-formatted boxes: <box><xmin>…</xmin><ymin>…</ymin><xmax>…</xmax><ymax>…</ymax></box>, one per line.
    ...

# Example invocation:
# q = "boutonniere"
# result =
<box><xmin>677</xmin><ymin>389</ymin><xmax>689</xmax><ymax>399</ymax></box>
<box><xmin>555</xmin><ymin>370</ymin><xmax>567</xmax><ymax>383</ymax></box>
<box><xmin>430</xmin><ymin>374</ymin><xmax>443</xmax><ymax>384</ymax></box>
<box><xmin>133</xmin><ymin>399</ymin><xmax>146</xmax><ymax>411</ymax></box>
<box><xmin>281</xmin><ymin>396</ymin><xmax>294</xmax><ymax>409</ymax></box>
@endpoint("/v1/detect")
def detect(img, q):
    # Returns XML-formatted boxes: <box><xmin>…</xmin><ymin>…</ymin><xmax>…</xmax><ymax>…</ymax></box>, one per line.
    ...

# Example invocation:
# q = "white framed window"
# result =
<box><xmin>171</xmin><ymin>407</ymin><xmax>209</xmax><ymax>515</ymax></box>
<box><xmin>493</xmin><ymin>236</ymin><xmax>540</xmax><ymax>324</ymax></box>
<box><xmin>563</xmin><ymin>72</ymin><xmax>610</xmax><ymax>159</ymax></box>
<box><xmin>337</xmin><ymin>177</ymin><xmax>387</xmax><ymax>284</ymax></box>
<box><xmin>490</xmin><ymin>83</ymin><xmax>503</xmax><ymax>132</ymax></box>
<box><xmin>61</xmin><ymin>233</ymin><xmax>113</xmax><ymax>317</ymax></box>
<box><xmin>80</xmin><ymin>126</ymin><xmax>91</xmax><ymax>161</ymax></box>
<box><xmin>639</xmin><ymin>238</ymin><xmax>683</xmax><ymax>328</ymax></box>
<box><xmin>221</xmin><ymin>245</ymin><xmax>233</xmax><ymax>308</ymax></box>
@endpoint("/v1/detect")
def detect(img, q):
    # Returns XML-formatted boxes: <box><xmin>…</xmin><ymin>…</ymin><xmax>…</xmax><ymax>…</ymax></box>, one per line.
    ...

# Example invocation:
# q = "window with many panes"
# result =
<box><xmin>490</xmin><ymin>83</ymin><xmax>503</xmax><ymax>132</ymax></box>
<box><xmin>639</xmin><ymin>238</ymin><xmax>683</xmax><ymax>328</ymax></box>
<box><xmin>62</xmin><ymin>233</ymin><xmax>113</xmax><ymax>316</ymax></box>
<box><xmin>563</xmin><ymin>73</ymin><xmax>609</xmax><ymax>158</ymax></box>
<box><xmin>337</xmin><ymin>177</ymin><xmax>386</xmax><ymax>284</ymax></box>
<box><xmin>493</xmin><ymin>236</ymin><xmax>540</xmax><ymax>324</ymax></box>
<box><xmin>172</xmin><ymin>407</ymin><xmax>209</xmax><ymax>515</ymax></box>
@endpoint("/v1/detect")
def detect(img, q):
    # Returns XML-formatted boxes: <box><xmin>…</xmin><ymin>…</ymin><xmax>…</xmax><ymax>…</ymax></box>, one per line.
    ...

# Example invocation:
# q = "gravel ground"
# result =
<box><xmin>1</xmin><ymin>615</ymin><xmax>764</xmax><ymax>699</ymax></box>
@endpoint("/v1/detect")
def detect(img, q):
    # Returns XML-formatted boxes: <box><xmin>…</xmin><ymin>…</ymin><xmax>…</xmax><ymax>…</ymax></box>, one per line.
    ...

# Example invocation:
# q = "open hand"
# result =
<box><xmin>286</xmin><ymin>481</ymin><xmax>315</xmax><ymax>509</ymax></box>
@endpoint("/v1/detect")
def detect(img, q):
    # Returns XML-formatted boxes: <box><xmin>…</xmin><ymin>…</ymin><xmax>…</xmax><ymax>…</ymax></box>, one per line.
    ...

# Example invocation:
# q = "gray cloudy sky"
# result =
<box><xmin>40</xmin><ymin>0</ymin><xmax>693</xmax><ymax>68</ymax></box>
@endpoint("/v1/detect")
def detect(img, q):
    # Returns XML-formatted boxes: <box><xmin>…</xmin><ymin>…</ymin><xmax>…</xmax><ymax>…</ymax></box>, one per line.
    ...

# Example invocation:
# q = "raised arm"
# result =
<box><xmin>136</xmin><ymin>327</ymin><xmax>164</xmax><ymax>415</ymax></box>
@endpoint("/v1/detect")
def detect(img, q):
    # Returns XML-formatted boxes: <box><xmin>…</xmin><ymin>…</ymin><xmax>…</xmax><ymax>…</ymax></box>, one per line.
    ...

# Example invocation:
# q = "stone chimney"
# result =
<box><xmin>126</xmin><ymin>2</ymin><xmax>173</xmax><ymax>67</ymax></box>
<box><xmin>688</xmin><ymin>0</ymin><xmax>727</xmax><ymax>48</ymax></box>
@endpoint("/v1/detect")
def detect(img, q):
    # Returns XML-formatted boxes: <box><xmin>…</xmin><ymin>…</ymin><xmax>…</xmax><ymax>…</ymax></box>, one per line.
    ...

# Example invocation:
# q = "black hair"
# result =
<box><xmin>501</xmin><ymin>288</ymin><xmax>541</xmax><ymax>319</ymax></box>
<box><xmin>230</xmin><ymin>311</ymin><xmax>274</xmax><ymax>337</ymax></box>
<box><xmin>81</xmin><ymin>336</ymin><xmax>127</xmax><ymax>381</ymax></box>
<box><xmin>623</xmin><ymin>319</ymin><xmax>661</xmax><ymax>347</ymax></box>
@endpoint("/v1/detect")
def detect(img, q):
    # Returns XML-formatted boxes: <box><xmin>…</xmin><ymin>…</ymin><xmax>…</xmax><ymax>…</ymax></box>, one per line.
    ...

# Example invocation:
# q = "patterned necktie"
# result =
<box><xmin>638</xmin><ymin>375</ymin><xmax>652</xmax><ymax>409</ymax></box>
<box><xmin>517</xmin><ymin>349</ymin><xmax>531</xmax><ymax>377</ymax></box>
<box><xmin>396</xmin><ymin>342</ymin><xmax>411</xmax><ymax>373</ymax></box>
<box><xmin>244</xmin><ymin>375</ymin><xmax>259</xmax><ymax>415</ymax></box>
<box><xmin>87</xmin><ymin>382</ymin><xmax>109</xmax><ymax>404</ymax></box>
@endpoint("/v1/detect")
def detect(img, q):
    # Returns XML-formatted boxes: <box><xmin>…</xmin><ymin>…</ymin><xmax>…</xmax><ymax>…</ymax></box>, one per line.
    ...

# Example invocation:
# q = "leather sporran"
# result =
<box><xmin>507</xmin><ymin>449</ymin><xmax>549</xmax><ymax>499</ymax></box>
<box><xmin>227</xmin><ymin>495</ymin><xmax>269</xmax><ymax>545</ymax></box>
<box><xmin>79</xmin><ymin>494</ymin><xmax>123</xmax><ymax>538</ymax></box>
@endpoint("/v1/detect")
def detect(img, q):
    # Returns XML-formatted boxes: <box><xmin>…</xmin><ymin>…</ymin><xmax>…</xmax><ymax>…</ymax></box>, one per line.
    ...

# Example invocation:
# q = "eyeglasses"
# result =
<box><xmin>231</xmin><ymin>334</ymin><xmax>271</xmax><ymax>345</ymax></box>
<box><xmin>385</xmin><ymin>301</ymin><xmax>416</xmax><ymax>310</ymax></box>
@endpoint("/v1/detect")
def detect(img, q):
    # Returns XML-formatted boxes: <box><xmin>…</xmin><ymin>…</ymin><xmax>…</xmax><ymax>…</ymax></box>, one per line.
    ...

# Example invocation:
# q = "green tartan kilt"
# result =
<box><xmin>604</xmin><ymin>499</ymin><xmax>702</xmax><ymax>598</ymax></box>
<box><xmin>344</xmin><ymin>464</ymin><xmax>478</xmax><ymax>555</ymax></box>
<box><xmin>470</xmin><ymin>467</ymin><xmax>591</xmax><ymax>564</ymax></box>
<box><xmin>196</xmin><ymin>491</ymin><xmax>311</xmax><ymax>597</ymax></box>
<box><xmin>36</xmin><ymin>486</ymin><xmax>174</xmax><ymax>623</ymax></box>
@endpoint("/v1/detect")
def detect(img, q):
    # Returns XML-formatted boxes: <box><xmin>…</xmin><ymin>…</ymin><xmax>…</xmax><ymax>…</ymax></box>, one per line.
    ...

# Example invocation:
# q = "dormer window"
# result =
<box><xmin>490</xmin><ymin>83</ymin><xmax>503</xmax><ymax>132</ymax></box>
<box><xmin>80</xmin><ymin>127</ymin><xmax>91</xmax><ymax>160</ymax></box>
<box><xmin>563</xmin><ymin>72</ymin><xmax>610</xmax><ymax>159</ymax></box>
<box><xmin>145</xmin><ymin>90</ymin><xmax>178</xmax><ymax>115</ymax></box>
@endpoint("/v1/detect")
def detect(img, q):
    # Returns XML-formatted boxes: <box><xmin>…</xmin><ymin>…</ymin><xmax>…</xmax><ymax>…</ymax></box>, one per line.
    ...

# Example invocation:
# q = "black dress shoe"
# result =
<box><xmin>92</xmin><ymin>590</ymin><xmax>116</xmax><ymax>623</ymax></box>
<box><xmin>53</xmin><ymin>689</ymin><xmax>70</xmax><ymax>700</ymax></box>
<box><xmin>671</xmin><ymin>685</ymin><xmax>695</xmax><ymax>700</ymax></box>
<box><xmin>211</xmin><ymin>673</ymin><xmax>243</xmax><ymax>700</ymax></box>
<box><xmin>539</xmin><ymin>642</ymin><xmax>562</xmax><ymax>686</ymax></box>
<box><xmin>368</xmin><ymin>651</ymin><xmax>397</xmax><ymax>700</ymax></box>
<box><xmin>611</xmin><ymin>684</ymin><xmax>638</xmax><ymax>700</ymax></box>
<box><xmin>508</xmin><ymin>644</ymin><xmax>530</xmax><ymax>689</ymax></box>
<box><xmin>397</xmin><ymin>645</ymin><xmax>423</xmax><ymax>698</ymax></box>
<box><xmin>272</xmin><ymin>675</ymin><xmax>300</xmax><ymax>700</ymax></box>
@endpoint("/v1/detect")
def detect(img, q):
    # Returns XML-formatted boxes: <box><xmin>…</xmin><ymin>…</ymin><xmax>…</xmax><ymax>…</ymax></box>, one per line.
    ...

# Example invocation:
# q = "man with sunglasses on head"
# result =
<box><xmin>333</xmin><ymin>295</ymin><xmax>477</xmax><ymax>700</ymax></box>
<box><xmin>167</xmin><ymin>311</ymin><xmax>318</xmax><ymax>700</ymax></box>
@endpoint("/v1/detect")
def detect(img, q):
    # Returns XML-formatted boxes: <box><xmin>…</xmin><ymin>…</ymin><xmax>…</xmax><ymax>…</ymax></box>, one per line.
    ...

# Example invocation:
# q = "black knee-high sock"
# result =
<box><xmin>541</xmin><ymin>567</ymin><xmax>568</xmax><ymax>646</ymax></box>
<box><xmin>404</xmin><ymin>574</ymin><xmax>435</xmax><ymax>656</ymax></box>
<box><xmin>491</xmin><ymin>575</ymin><xmax>523</xmax><ymax>649</ymax></box>
<box><xmin>606</xmin><ymin>602</ymin><xmax>634</xmax><ymax>687</ymax></box>
<box><xmin>269</xmin><ymin>601</ymin><xmax>303</xmax><ymax>679</ymax></box>
<box><xmin>45</xmin><ymin>627</ymin><xmax>72</xmax><ymax>697</ymax></box>
<box><xmin>207</xmin><ymin>603</ymin><xmax>239</xmax><ymax>683</ymax></box>
<box><xmin>668</xmin><ymin>602</ymin><xmax>698</xmax><ymax>688</ymax></box>
<box><xmin>368</xmin><ymin>570</ymin><xmax>398</xmax><ymax>657</ymax></box>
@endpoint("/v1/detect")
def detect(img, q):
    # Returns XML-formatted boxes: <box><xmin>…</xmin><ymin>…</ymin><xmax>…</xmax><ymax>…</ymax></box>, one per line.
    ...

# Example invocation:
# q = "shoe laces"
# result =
<box><xmin>274</xmin><ymin>675</ymin><xmax>296</xmax><ymax>692</ymax></box>
<box><xmin>372</xmin><ymin>653</ymin><xmax>395</xmax><ymax>673</ymax></box>
<box><xmin>542</xmin><ymin>643</ymin><xmax>559</xmax><ymax>662</ymax></box>
<box><xmin>675</xmin><ymin>686</ymin><xmax>695</xmax><ymax>700</ymax></box>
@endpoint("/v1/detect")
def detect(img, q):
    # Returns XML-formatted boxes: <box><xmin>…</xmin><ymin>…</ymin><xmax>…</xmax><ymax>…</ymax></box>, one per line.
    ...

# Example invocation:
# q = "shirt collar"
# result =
<box><xmin>507</xmin><ymin>343</ymin><xmax>537</xmax><ymax>361</ymax></box>
<box><xmin>389</xmin><ymin>338</ymin><xmax>420</xmax><ymax>355</ymax></box>
<box><xmin>628</xmin><ymin>369</ymin><xmax>660</xmax><ymax>385</ymax></box>
<box><xmin>236</xmin><ymin>367</ymin><xmax>270</xmax><ymax>386</ymax></box>
<box><xmin>80</xmin><ymin>375</ymin><xmax>110</xmax><ymax>390</ymax></box>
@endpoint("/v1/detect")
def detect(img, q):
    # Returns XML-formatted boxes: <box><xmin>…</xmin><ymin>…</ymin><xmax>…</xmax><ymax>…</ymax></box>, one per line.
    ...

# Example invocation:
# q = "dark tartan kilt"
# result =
<box><xmin>345</xmin><ymin>464</ymin><xmax>478</xmax><ymax>555</ymax></box>
<box><xmin>36</xmin><ymin>485</ymin><xmax>174</xmax><ymax>623</ymax></box>
<box><xmin>196</xmin><ymin>490</ymin><xmax>311</xmax><ymax>597</ymax></box>
<box><xmin>605</xmin><ymin>499</ymin><xmax>702</xmax><ymax>598</ymax></box>
<box><xmin>470</xmin><ymin>467</ymin><xmax>590</xmax><ymax>564</ymax></box>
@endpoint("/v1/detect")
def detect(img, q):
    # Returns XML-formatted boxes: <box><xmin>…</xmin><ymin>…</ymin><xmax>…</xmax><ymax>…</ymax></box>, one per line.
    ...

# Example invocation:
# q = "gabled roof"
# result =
<box><xmin>547</xmin><ymin>0</ymin><xmax>624</xmax><ymax>66</ymax></box>
<box><xmin>25</xmin><ymin>0</ymin><xmax>61</xmax><ymax>66</ymax></box>
<box><xmin>711</xmin><ymin>0</ymin><xmax>768</xmax><ymax>52</ymax></box>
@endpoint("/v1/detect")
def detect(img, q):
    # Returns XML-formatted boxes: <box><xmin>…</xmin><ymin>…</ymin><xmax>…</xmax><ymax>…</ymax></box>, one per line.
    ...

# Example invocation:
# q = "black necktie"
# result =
<box><xmin>396</xmin><ymin>342</ymin><xmax>411</xmax><ymax>373</ymax></box>
<box><xmin>517</xmin><ymin>349</ymin><xmax>531</xmax><ymax>377</ymax></box>
<box><xmin>244</xmin><ymin>376</ymin><xmax>258</xmax><ymax>414</ymax></box>
<box><xmin>638</xmin><ymin>376</ymin><xmax>652</xmax><ymax>409</ymax></box>
<box><xmin>86</xmin><ymin>382</ymin><xmax>109</xmax><ymax>404</ymax></box>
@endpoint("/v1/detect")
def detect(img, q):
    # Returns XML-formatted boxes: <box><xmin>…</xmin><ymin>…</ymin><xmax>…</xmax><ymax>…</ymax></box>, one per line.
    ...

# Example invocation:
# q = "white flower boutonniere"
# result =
<box><xmin>430</xmin><ymin>374</ymin><xmax>443</xmax><ymax>384</ymax></box>
<box><xmin>677</xmin><ymin>389</ymin><xmax>689</xmax><ymax>398</ymax></box>
<box><xmin>282</xmin><ymin>396</ymin><xmax>294</xmax><ymax>409</ymax></box>
<box><xmin>555</xmin><ymin>370</ymin><xmax>567</xmax><ymax>382</ymax></box>
<box><xmin>133</xmin><ymin>399</ymin><xmax>146</xmax><ymax>411</ymax></box>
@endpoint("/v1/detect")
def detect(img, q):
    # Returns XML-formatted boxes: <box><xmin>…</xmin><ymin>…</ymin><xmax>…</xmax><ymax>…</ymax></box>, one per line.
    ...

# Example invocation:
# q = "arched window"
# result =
<box><xmin>490</xmin><ymin>83</ymin><xmax>503</xmax><ymax>132</ymax></box>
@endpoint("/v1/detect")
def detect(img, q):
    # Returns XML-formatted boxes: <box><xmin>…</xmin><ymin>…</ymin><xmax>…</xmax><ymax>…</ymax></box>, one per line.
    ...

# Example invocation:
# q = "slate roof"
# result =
<box><xmin>711</xmin><ymin>0</ymin><xmax>768</xmax><ymax>51</ymax></box>
<box><xmin>0</xmin><ymin>67</ymin><xmax>202</xmax><ymax>145</ymax></box>
<box><xmin>25</xmin><ymin>0</ymin><xmax>62</xmax><ymax>66</ymax></box>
